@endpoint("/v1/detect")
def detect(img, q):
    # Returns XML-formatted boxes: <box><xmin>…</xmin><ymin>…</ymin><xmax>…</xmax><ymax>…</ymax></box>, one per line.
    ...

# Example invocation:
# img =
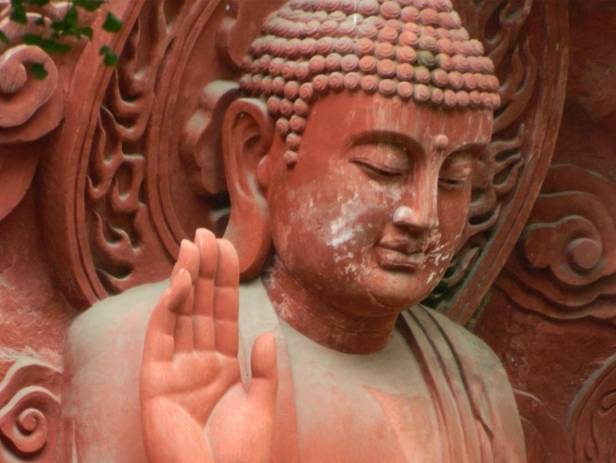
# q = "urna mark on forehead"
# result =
<box><xmin>239</xmin><ymin>0</ymin><xmax>501</xmax><ymax>166</ymax></box>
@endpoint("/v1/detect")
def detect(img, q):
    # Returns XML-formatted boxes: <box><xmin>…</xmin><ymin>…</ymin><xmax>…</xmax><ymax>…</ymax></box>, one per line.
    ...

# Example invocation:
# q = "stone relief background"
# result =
<box><xmin>475</xmin><ymin>1</ymin><xmax>616</xmax><ymax>461</ymax></box>
<box><xmin>0</xmin><ymin>0</ymin><xmax>613</xmax><ymax>461</ymax></box>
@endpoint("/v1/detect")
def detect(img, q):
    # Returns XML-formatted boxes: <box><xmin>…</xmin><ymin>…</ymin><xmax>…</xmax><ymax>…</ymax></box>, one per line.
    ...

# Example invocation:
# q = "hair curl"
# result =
<box><xmin>240</xmin><ymin>0</ymin><xmax>501</xmax><ymax>165</ymax></box>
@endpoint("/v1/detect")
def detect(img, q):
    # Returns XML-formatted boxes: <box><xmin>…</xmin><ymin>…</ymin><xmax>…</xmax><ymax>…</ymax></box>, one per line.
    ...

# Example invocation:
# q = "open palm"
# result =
<box><xmin>140</xmin><ymin>229</ymin><xmax>278</xmax><ymax>463</ymax></box>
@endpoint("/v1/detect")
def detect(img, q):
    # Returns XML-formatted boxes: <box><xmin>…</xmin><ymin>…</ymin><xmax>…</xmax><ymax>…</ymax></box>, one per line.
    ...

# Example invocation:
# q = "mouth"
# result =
<box><xmin>375</xmin><ymin>246</ymin><xmax>427</xmax><ymax>272</ymax></box>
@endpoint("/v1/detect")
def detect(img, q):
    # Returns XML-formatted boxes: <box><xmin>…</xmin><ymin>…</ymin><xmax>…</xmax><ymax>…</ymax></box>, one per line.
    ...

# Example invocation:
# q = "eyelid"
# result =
<box><xmin>438</xmin><ymin>161</ymin><xmax>471</xmax><ymax>192</ymax></box>
<box><xmin>349</xmin><ymin>141</ymin><xmax>409</xmax><ymax>170</ymax></box>
<box><xmin>351</xmin><ymin>157</ymin><xmax>405</xmax><ymax>176</ymax></box>
<box><xmin>442</xmin><ymin>151</ymin><xmax>472</xmax><ymax>168</ymax></box>
<box><xmin>349</xmin><ymin>131</ymin><xmax>417</xmax><ymax>154</ymax></box>
<box><xmin>440</xmin><ymin>162</ymin><xmax>472</xmax><ymax>178</ymax></box>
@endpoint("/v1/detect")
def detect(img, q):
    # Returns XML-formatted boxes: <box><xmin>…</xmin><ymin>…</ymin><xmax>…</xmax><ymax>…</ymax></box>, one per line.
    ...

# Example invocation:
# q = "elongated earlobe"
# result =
<box><xmin>222</xmin><ymin>98</ymin><xmax>274</xmax><ymax>280</ymax></box>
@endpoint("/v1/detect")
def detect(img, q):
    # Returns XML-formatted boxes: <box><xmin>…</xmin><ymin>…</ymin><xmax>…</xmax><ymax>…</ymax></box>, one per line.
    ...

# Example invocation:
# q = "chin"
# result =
<box><xmin>361</xmin><ymin>267</ymin><xmax>434</xmax><ymax>312</ymax></box>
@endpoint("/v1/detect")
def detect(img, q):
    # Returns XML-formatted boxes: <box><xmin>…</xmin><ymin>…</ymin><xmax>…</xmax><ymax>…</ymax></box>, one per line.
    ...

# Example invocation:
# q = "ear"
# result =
<box><xmin>222</xmin><ymin>98</ymin><xmax>274</xmax><ymax>280</ymax></box>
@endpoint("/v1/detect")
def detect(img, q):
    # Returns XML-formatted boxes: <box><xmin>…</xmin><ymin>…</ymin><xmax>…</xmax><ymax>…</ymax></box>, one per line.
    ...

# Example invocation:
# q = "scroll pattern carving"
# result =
<box><xmin>515</xmin><ymin>391</ymin><xmax>573</xmax><ymax>463</ymax></box>
<box><xmin>0</xmin><ymin>1</ymin><xmax>70</xmax><ymax>142</ymax></box>
<box><xmin>180</xmin><ymin>81</ymin><xmax>239</xmax><ymax>198</ymax></box>
<box><xmin>0</xmin><ymin>359</ymin><xmax>62</xmax><ymax>462</ymax></box>
<box><xmin>216</xmin><ymin>0</ymin><xmax>286</xmax><ymax>70</ymax></box>
<box><xmin>39</xmin><ymin>0</ymin><xmax>233</xmax><ymax>305</ymax></box>
<box><xmin>178</xmin><ymin>0</ymin><xmax>287</xmax><ymax>220</ymax></box>
<box><xmin>569</xmin><ymin>354</ymin><xmax>616</xmax><ymax>463</ymax></box>
<box><xmin>0</xmin><ymin>45</ymin><xmax>59</xmax><ymax>131</ymax></box>
<box><xmin>497</xmin><ymin>164</ymin><xmax>616</xmax><ymax>323</ymax></box>
<box><xmin>0</xmin><ymin>2</ymin><xmax>73</xmax><ymax>221</ymax></box>
<box><xmin>426</xmin><ymin>0</ymin><xmax>541</xmax><ymax>315</ymax></box>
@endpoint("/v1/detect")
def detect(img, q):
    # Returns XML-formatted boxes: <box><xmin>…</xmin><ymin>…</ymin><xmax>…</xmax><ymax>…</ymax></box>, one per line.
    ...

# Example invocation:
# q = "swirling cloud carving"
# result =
<box><xmin>499</xmin><ymin>164</ymin><xmax>616</xmax><ymax>323</ymax></box>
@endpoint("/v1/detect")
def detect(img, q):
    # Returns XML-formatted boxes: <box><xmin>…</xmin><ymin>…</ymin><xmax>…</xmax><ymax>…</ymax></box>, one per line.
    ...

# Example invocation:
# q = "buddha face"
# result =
<box><xmin>261</xmin><ymin>91</ymin><xmax>493</xmax><ymax>316</ymax></box>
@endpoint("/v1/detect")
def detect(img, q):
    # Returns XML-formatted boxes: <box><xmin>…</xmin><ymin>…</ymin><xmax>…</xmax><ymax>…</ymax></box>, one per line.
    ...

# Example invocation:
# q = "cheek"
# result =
<box><xmin>426</xmin><ymin>187</ymin><xmax>471</xmax><ymax>270</ymax></box>
<box><xmin>273</xmin><ymin>164</ymin><xmax>402</xmax><ymax>273</ymax></box>
<box><xmin>320</xmin><ymin>188</ymin><xmax>393</xmax><ymax>253</ymax></box>
<box><xmin>440</xmin><ymin>184</ymin><xmax>471</xmax><ymax>234</ymax></box>
<box><xmin>315</xmin><ymin>167</ymin><xmax>404</xmax><ymax>257</ymax></box>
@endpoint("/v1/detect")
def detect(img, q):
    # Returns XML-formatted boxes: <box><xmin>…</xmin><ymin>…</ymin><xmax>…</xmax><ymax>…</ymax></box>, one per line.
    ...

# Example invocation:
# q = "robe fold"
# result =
<box><xmin>63</xmin><ymin>279</ymin><xmax>526</xmax><ymax>463</ymax></box>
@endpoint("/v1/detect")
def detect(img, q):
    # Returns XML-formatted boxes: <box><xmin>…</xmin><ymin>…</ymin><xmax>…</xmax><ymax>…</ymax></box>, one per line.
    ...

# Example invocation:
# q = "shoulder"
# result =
<box><xmin>65</xmin><ymin>280</ymin><xmax>169</xmax><ymax>369</ymax></box>
<box><xmin>405</xmin><ymin>305</ymin><xmax>527</xmax><ymax>462</ymax></box>
<box><xmin>62</xmin><ymin>281</ymin><xmax>169</xmax><ymax>462</ymax></box>
<box><xmin>416</xmin><ymin>306</ymin><xmax>504</xmax><ymax>372</ymax></box>
<box><xmin>68</xmin><ymin>281</ymin><xmax>168</xmax><ymax>334</ymax></box>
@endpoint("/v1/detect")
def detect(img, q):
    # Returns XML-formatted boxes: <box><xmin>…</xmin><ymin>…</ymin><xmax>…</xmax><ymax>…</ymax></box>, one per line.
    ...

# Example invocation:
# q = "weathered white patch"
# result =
<box><xmin>330</xmin><ymin>226</ymin><xmax>362</xmax><ymax>248</ymax></box>
<box><xmin>325</xmin><ymin>191</ymin><xmax>364</xmax><ymax>250</ymax></box>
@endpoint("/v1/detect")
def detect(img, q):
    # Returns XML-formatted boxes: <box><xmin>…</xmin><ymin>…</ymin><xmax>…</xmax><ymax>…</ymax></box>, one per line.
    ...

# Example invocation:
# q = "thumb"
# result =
<box><xmin>248</xmin><ymin>332</ymin><xmax>278</xmax><ymax>405</ymax></box>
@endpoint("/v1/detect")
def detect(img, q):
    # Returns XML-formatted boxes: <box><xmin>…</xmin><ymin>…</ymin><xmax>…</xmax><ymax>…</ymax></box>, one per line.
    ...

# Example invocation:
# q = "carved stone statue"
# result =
<box><xmin>61</xmin><ymin>1</ymin><xmax>526</xmax><ymax>462</ymax></box>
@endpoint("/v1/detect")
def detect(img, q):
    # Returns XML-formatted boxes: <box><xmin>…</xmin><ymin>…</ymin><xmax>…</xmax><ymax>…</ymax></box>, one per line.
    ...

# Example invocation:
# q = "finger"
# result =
<box><xmin>196</xmin><ymin>228</ymin><xmax>218</xmax><ymax>280</ymax></box>
<box><xmin>248</xmin><ymin>333</ymin><xmax>278</xmax><ymax>405</ymax></box>
<box><xmin>171</xmin><ymin>240</ymin><xmax>200</xmax><ymax>283</ymax></box>
<box><xmin>169</xmin><ymin>241</ymin><xmax>199</xmax><ymax>353</ymax></box>
<box><xmin>174</xmin><ymin>286</ymin><xmax>195</xmax><ymax>354</ymax></box>
<box><xmin>143</xmin><ymin>269</ymin><xmax>192</xmax><ymax>363</ymax></box>
<box><xmin>193</xmin><ymin>229</ymin><xmax>218</xmax><ymax>351</ymax></box>
<box><xmin>213</xmin><ymin>239</ymin><xmax>240</xmax><ymax>357</ymax></box>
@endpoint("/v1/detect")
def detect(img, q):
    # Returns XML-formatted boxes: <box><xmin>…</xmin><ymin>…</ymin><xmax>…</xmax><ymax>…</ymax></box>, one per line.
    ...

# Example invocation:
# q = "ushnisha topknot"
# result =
<box><xmin>240</xmin><ymin>0</ymin><xmax>501</xmax><ymax>166</ymax></box>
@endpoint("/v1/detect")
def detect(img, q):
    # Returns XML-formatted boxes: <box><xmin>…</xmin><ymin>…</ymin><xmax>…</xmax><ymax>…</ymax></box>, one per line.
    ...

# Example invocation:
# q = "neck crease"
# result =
<box><xmin>263</xmin><ymin>259</ymin><xmax>399</xmax><ymax>354</ymax></box>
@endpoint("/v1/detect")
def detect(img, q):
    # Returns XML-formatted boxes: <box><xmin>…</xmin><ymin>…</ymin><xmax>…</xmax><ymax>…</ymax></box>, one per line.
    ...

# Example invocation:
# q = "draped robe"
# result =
<box><xmin>62</xmin><ymin>279</ymin><xmax>526</xmax><ymax>463</ymax></box>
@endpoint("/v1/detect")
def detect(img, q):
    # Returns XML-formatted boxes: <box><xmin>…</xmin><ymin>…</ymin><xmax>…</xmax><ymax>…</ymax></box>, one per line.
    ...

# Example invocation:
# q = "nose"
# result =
<box><xmin>392</xmin><ymin>185</ymin><xmax>439</xmax><ymax>231</ymax></box>
<box><xmin>393</xmin><ymin>204</ymin><xmax>439</xmax><ymax>231</ymax></box>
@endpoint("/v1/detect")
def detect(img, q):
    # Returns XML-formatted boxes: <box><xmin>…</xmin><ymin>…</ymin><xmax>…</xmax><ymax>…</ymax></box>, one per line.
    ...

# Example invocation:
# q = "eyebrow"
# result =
<box><xmin>347</xmin><ymin>130</ymin><xmax>424</xmax><ymax>156</ymax></box>
<box><xmin>447</xmin><ymin>141</ymin><xmax>489</xmax><ymax>157</ymax></box>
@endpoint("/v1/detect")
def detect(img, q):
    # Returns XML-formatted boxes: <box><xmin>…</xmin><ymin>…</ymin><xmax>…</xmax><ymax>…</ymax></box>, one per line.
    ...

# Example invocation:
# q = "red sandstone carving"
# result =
<box><xmin>0</xmin><ymin>3</ymin><xmax>68</xmax><ymax>221</ymax></box>
<box><xmin>432</xmin><ymin>0</ymin><xmax>567</xmax><ymax>323</ymax></box>
<box><xmin>141</xmin><ymin>233</ymin><xmax>278</xmax><ymax>463</ymax></box>
<box><xmin>129</xmin><ymin>1</ymin><xmax>529</xmax><ymax>460</ymax></box>
<box><xmin>0</xmin><ymin>359</ymin><xmax>62</xmax><ymax>462</ymax></box>
<box><xmin>240</xmin><ymin>0</ymin><xmax>501</xmax><ymax>164</ymax></box>
<box><xmin>499</xmin><ymin>164</ymin><xmax>616</xmax><ymax>323</ymax></box>
<box><xmin>568</xmin><ymin>354</ymin><xmax>616</xmax><ymax>463</ymax></box>
<box><xmin>0</xmin><ymin>0</ymin><xmax>572</xmax><ymax>462</ymax></box>
<box><xmin>514</xmin><ymin>391</ymin><xmax>572</xmax><ymax>463</ymax></box>
<box><xmin>474</xmin><ymin>2</ymin><xmax>615</xmax><ymax>462</ymax></box>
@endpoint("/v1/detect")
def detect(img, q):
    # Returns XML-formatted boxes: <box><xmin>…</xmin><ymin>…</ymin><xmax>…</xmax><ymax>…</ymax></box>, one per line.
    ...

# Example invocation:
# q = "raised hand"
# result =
<box><xmin>140</xmin><ymin>229</ymin><xmax>278</xmax><ymax>463</ymax></box>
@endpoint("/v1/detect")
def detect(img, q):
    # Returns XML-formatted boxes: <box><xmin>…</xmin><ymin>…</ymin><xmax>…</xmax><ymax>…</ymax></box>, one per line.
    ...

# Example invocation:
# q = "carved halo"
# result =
<box><xmin>568</xmin><ymin>353</ymin><xmax>616</xmax><ymax>463</ymax></box>
<box><xmin>38</xmin><ymin>0</ymin><xmax>568</xmax><ymax>326</ymax></box>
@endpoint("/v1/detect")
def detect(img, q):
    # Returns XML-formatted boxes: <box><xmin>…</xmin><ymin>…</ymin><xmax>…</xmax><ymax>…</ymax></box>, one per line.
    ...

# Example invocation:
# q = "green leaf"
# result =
<box><xmin>23</xmin><ymin>33</ymin><xmax>72</xmax><ymax>54</ymax></box>
<box><xmin>102</xmin><ymin>12</ymin><xmax>122</xmax><ymax>33</ymax></box>
<box><xmin>29</xmin><ymin>62</ymin><xmax>48</xmax><ymax>79</ymax></box>
<box><xmin>0</xmin><ymin>31</ymin><xmax>9</xmax><ymax>44</ymax></box>
<box><xmin>24</xmin><ymin>0</ymin><xmax>51</xmax><ymax>6</ymax></box>
<box><xmin>10</xmin><ymin>3</ymin><xmax>27</xmax><ymax>24</ymax></box>
<box><xmin>74</xmin><ymin>0</ymin><xmax>103</xmax><ymax>12</ymax></box>
<box><xmin>79</xmin><ymin>26</ymin><xmax>93</xmax><ymax>39</ymax></box>
<box><xmin>64</xmin><ymin>5</ymin><xmax>78</xmax><ymax>29</ymax></box>
<box><xmin>51</xmin><ymin>19</ymin><xmax>69</xmax><ymax>35</ymax></box>
<box><xmin>99</xmin><ymin>45</ymin><xmax>118</xmax><ymax>66</ymax></box>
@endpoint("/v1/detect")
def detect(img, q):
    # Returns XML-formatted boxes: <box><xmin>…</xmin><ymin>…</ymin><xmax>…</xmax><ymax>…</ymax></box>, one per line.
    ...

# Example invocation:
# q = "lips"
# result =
<box><xmin>375</xmin><ymin>240</ymin><xmax>427</xmax><ymax>271</ymax></box>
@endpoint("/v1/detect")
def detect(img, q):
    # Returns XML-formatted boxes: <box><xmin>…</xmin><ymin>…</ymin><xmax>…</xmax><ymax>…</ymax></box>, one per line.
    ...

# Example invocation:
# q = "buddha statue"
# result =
<box><xmin>61</xmin><ymin>0</ymin><xmax>525</xmax><ymax>462</ymax></box>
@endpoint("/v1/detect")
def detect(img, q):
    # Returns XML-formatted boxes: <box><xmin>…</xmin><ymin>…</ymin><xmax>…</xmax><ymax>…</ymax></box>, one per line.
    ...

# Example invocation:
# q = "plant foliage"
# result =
<box><xmin>3</xmin><ymin>0</ymin><xmax>122</xmax><ymax>78</ymax></box>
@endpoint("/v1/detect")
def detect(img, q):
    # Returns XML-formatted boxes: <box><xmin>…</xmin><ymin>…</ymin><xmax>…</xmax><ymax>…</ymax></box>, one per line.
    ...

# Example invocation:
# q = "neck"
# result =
<box><xmin>263</xmin><ymin>259</ymin><xmax>399</xmax><ymax>354</ymax></box>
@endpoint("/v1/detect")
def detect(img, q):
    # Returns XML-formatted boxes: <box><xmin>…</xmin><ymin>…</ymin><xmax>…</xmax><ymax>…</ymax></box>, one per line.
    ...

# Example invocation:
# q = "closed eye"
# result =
<box><xmin>351</xmin><ymin>157</ymin><xmax>405</xmax><ymax>178</ymax></box>
<box><xmin>439</xmin><ymin>154</ymin><xmax>472</xmax><ymax>189</ymax></box>
<box><xmin>438</xmin><ymin>177</ymin><xmax>468</xmax><ymax>189</ymax></box>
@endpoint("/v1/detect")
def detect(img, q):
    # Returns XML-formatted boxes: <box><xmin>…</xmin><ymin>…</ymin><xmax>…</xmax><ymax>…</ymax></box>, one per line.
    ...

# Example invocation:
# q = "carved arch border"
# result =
<box><xmin>35</xmin><ymin>0</ymin><xmax>569</xmax><ymax>320</ymax></box>
<box><xmin>443</xmin><ymin>0</ymin><xmax>570</xmax><ymax>324</ymax></box>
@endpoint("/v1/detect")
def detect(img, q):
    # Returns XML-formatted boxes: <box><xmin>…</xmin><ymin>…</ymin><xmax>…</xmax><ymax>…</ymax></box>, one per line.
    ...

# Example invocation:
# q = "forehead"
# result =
<box><xmin>304</xmin><ymin>92</ymin><xmax>494</xmax><ymax>150</ymax></box>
